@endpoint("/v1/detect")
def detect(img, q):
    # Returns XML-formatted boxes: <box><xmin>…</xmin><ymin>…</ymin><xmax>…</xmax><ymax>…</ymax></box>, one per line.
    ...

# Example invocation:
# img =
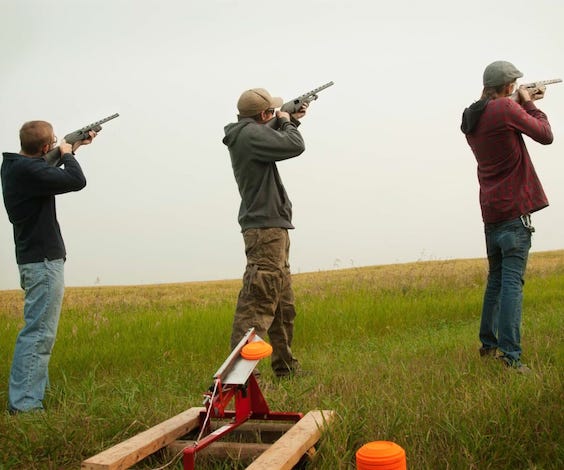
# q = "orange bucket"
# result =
<box><xmin>356</xmin><ymin>441</ymin><xmax>406</xmax><ymax>469</ymax></box>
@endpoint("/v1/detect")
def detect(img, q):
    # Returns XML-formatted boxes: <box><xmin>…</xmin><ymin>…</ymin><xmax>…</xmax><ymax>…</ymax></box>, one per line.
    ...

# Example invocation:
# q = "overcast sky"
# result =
<box><xmin>1</xmin><ymin>0</ymin><xmax>563</xmax><ymax>290</ymax></box>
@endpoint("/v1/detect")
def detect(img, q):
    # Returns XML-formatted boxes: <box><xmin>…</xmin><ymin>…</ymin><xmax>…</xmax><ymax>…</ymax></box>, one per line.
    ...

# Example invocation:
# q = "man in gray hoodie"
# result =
<box><xmin>223</xmin><ymin>88</ymin><xmax>307</xmax><ymax>378</ymax></box>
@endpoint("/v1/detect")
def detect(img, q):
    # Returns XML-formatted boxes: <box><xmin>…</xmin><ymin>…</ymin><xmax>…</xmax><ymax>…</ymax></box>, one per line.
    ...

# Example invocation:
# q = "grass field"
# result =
<box><xmin>0</xmin><ymin>250</ymin><xmax>563</xmax><ymax>469</ymax></box>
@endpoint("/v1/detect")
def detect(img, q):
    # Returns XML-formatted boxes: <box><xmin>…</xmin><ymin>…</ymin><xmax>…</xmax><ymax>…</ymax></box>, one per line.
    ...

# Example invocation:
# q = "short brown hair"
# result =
<box><xmin>481</xmin><ymin>82</ymin><xmax>512</xmax><ymax>100</ymax></box>
<box><xmin>19</xmin><ymin>121</ymin><xmax>53</xmax><ymax>155</ymax></box>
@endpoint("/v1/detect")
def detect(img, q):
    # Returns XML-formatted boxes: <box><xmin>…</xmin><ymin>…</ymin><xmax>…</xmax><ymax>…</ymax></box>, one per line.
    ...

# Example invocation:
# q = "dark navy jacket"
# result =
<box><xmin>1</xmin><ymin>152</ymin><xmax>86</xmax><ymax>264</ymax></box>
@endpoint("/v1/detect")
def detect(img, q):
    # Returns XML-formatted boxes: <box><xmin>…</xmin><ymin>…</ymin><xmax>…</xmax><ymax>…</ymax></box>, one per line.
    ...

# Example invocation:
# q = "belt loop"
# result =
<box><xmin>520</xmin><ymin>213</ymin><xmax>535</xmax><ymax>233</ymax></box>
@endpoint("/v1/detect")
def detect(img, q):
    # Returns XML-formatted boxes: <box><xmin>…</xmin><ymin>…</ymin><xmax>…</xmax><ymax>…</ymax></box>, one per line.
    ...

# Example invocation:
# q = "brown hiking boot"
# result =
<box><xmin>497</xmin><ymin>356</ymin><xmax>532</xmax><ymax>374</ymax></box>
<box><xmin>479</xmin><ymin>347</ymin><xmax>497</xmax><ymax>357</ymax></box>
<box><xmin>274</xmin><ymin>364</ymin><xmax>311</xmax><ymax>379</ymax></box>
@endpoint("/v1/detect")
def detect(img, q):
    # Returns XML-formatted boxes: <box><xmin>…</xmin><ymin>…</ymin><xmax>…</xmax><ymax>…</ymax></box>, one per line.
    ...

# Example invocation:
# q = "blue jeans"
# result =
<box><xmin>479</xmin><ymin>218</ymin><xmax>532</xmax><ymax>364</ymax></box>
<box><xmin>9</xmin><ymin>259</ymin><xmax>65</xmax><ymax>412</ymax></box>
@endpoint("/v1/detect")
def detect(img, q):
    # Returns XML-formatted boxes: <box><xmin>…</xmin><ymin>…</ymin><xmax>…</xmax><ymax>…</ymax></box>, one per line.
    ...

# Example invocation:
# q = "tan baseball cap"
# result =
<box><xmin>237</xmin><ymin>88</ymin><xmax>283</xmax><ymax>117</ymax></box>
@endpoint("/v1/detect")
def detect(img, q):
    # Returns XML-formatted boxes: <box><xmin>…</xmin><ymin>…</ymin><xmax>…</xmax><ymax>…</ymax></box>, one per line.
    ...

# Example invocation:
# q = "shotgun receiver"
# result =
<box><xmin>44</xmin><ymin>113</ymin><xmax>119</xmax><ymax>166</ymax></box>
<box><xmin>266</xmin><ymin>81</ymin><xmax>334</xmax><ymax>129</ymax></box>
<box><xmin>511</xmin><ymin>78</ymin><xmax>561</xmax><ymax>101</ymax></box>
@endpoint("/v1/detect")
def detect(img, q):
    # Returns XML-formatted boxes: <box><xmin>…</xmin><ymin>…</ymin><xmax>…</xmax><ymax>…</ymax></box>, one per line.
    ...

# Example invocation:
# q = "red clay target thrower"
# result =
<box><xmin>182</xmin><ymin>328</ymin><xmax>303</xmax><ymax>469</ymax></box>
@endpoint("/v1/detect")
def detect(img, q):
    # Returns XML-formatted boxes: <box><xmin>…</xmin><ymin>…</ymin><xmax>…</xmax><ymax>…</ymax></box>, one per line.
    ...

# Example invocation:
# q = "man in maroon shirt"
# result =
<box><xmin>461</xmin><ymin>60</ymin><xmax>553</xmax><ymax>372</ymax></box>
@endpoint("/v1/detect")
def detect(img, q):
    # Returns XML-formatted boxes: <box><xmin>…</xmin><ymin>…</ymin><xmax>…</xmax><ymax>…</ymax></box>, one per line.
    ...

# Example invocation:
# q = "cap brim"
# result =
<box><xmin>270</xmin><ymin>96</ymin><xmax>283</xmax><ymax>108</ymax></box>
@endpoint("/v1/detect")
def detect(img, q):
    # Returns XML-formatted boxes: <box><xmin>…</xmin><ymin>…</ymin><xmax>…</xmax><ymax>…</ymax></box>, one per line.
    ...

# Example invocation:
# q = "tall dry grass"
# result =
<box><xmin>0</xmin><ymin>250</ymin><xmax>562</xmax><ymax>469</ymax></box>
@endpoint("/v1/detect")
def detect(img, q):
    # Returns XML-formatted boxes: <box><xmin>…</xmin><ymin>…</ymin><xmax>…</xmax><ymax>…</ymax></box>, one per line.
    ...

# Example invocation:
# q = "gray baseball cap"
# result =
<box><xmin>483</xmin><ymin>61</ymin><xmax>523</xmax><ymax>87</ymax></box>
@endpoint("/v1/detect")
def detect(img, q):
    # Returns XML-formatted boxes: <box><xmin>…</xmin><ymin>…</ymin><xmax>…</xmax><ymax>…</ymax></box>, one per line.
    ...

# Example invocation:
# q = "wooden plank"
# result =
<box><xmin>246</xmin><ymin>410</ymin><xmax>335</xmax><ymax>470</ymax></box>
<box><xmin>208</xmin><ymin>421</ymin><xmax>294</xmax><ymax>444</ymax></box>
<box><xmin>81</xmin><ymin>407</ymin><xmax>204</xmax><ymax>470</ymax></box>
<box><xmin>209</xmin><ymin>421</ymin><xmax>294</xmax><ymax>434</ymax></box>
<box><xmin>168</xmin><ymin>440</ymin><xmax>271</xmax><ymax>461</ymax></box>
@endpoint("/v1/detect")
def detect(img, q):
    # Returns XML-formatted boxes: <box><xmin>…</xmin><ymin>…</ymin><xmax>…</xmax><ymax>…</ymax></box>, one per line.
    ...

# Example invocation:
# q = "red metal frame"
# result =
<box><xmin>183</xmin><ymin>374</ymin><xmax>303</xmax><ymax>469</ymax></box>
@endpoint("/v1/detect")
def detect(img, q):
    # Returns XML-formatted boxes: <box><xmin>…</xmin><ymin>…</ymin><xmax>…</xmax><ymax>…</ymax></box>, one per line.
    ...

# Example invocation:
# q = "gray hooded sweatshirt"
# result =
<box><xmin>223</xmin><ymin>118</ymin><xmax>305</xmax><ymax>231</ymax></box>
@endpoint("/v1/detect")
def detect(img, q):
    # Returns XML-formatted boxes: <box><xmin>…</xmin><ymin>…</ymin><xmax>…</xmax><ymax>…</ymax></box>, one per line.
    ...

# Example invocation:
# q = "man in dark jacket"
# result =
<box><xmin>223</xmin><ymin>88</ymin><xmax>307</xmax><ymax>378</ymax></box>
<box><xmin>1</xmin><ymin>120</ymin><xmax>95</xmax><ymax>413</ymax></box>
<box><xmin>461</xmin><ymin>61</ymin><xmax>553</xmax><ymax>372</ymax></box>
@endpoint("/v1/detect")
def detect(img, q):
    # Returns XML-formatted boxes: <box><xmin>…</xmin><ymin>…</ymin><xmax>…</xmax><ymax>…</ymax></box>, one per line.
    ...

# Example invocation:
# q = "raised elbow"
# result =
<box><xmin>539</xmin><ymin>132</ymin><xmax>554</xmax><ymax>145</ymax></box>
<box><xmin>74</xmin><ymin>177</ymin><xmax>87</xmax><ymax>191</ymax></box>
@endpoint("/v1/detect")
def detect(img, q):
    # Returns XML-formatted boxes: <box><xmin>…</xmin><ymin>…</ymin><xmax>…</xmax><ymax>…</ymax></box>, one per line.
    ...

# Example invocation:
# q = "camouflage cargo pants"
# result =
<box><xmin>230</xmin><ymin>227</ymin><xmax>299</xmax><ymax>375</ymax></box>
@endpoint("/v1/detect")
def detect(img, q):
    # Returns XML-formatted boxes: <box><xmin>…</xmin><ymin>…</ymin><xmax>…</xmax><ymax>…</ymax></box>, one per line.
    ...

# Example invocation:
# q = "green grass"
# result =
<box><xmin>0</xmin><ymin>251</ymin><xmax>563</xmax><ymax>469</ymax></box>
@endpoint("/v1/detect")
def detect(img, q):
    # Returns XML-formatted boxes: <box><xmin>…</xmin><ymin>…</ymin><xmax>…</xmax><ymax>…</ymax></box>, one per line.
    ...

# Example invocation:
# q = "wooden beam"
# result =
<box><xmin>209</xmin><ymin>421</ymin><xmax>294</xmax><ymax>434</ymax></box>
<box><xmin>82</xmin><ymin>408</ymin><xmax>335</xmax><ymax>470</ymax></box>
<box><xmin>246</xmin><ymin>410</ymin><xmax>335</xmax><ymax>470</ymax></box>
<box><xmin>207</xmin><ymin>421</ymin><xmax>294</xmax><ymax>443</ymax></box>
<box><xmin>168</xmin><ymin>440</ymin><xmax>271</xmax><ymax>461</ymax></box>
<box><xmin>81</xmin><ymin>407</ymin><xmax>204</xmax><ymax>470</ymax></box>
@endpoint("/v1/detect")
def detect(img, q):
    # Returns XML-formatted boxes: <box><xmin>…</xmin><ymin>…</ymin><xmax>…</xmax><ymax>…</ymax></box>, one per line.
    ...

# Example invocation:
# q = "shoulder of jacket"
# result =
<box><xmin>243</xmin><ymin>121</ymin><xmax>271</xmax><ymax>137</ymax></box>
<box><xmin>3</xmin><ymin>152</ymin><xmax>23</xmax><ymax>160</ymax></box>
<box><xmin>497</xmin><ymin>97</ymin><xmax>521</xmax><ymax>110</ymax></box>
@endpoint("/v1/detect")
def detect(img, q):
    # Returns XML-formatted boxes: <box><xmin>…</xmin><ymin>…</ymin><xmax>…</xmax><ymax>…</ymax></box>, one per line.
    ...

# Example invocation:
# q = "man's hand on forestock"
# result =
<box><xmin>71</xmin><ymin>130</ymin><xmax>97</xmax><ymax>153</ymax></box>
<box><xmin>291</xmin><ymin>102</ymin><xmax>309</xmax><ymax>121</ymax></box>
<box><xmin>528</xmin><ymin>85</ymin><xmax>546</xmax><ymax>101</ymax></box>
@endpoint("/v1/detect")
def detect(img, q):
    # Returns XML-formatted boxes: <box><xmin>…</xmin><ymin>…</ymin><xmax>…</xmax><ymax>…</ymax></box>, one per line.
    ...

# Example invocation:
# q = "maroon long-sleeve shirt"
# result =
<box><xmin>461</xmin><ymin>98</ymin><xmax>553</xmax><ymax>224</ymax></box>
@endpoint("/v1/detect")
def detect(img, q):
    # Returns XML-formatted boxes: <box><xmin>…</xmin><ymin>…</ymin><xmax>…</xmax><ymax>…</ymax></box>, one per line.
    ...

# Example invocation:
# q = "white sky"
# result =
<box><xmin>1</xmin><ymin>0</ymin><xmax>563</xmax><ymax>290</ymax></box>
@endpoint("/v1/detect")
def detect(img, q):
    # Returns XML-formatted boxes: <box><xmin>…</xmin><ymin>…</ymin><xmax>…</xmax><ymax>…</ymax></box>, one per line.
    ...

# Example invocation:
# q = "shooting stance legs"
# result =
<box><xmin>479</xmin><ymin>218</ymin><xmax>531</xmax><ymax>365</ymax></box>
<box><xmin>230</xmin><ymin>228</ymin><xmax>300</xmax><ymax>377</ymax></box>
<box><xmin>9</xmin><ymin>259</ymin><xmax>65</xmax><ymax>412</ymax></box>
